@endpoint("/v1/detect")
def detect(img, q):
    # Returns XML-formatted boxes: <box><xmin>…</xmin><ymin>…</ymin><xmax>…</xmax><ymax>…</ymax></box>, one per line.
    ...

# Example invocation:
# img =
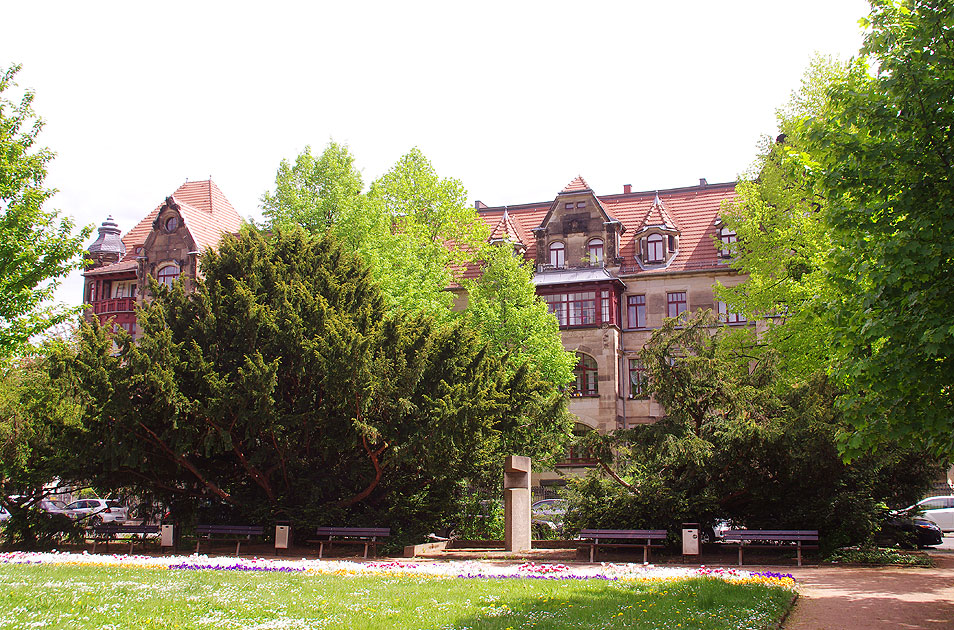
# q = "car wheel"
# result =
<box><xmin>89</xmin><ymin>515</ymin><xmax>103</xmax><ymax>528</ymax></box>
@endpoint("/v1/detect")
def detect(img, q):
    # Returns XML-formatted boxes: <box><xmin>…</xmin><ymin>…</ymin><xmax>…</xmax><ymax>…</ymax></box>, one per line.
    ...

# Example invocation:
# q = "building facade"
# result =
<box><xmin>472</xmin><ymin>176</ymin><xmax>745</xmax><ymax>476</ymax></box>
<box><xmin>83</xmin><ymin>180</ymin><xmax>243</xmax><ymax>334</ymax></box>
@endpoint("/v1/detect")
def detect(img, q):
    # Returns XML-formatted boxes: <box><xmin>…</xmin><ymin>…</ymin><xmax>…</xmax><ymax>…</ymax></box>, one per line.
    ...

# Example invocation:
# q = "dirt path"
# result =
<box><xmin>784</xmin><ymin>553</ymin><xmax>954</xmax><ymax>629</ymax></box>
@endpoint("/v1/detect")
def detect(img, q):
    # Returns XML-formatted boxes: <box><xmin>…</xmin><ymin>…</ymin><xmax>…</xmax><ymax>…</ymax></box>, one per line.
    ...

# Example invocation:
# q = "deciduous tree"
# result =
<box><xmin>0</xmin><ymin>64</ymin><xmax>91</xmax><ymax>359</ymax></box>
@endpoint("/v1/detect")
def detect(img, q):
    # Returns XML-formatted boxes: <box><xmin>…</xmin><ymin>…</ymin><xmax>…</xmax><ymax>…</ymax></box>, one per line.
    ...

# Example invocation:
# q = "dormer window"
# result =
<box><xmin>587</xmin><ymin>238</ymin><xmax>604</xmax><ymax>266</ymax></box>
<box><xmin>719</xmin><ymin>227</ymin><xmax>737</xmax><ymax>257</ymax></box>
<box><xmin>549</xmin><ymin>242</ymin><xmax>566</xmax><ymax>268</ymax></box>
<box><xmin>647</xmin><ymin>234</ymin><xmax>664</xmax><ymax>262</ymax></box>
<box><xmin>164</xmin><ymin>216</ymin><xmax>179</xmax><ymax>232</ymax></box>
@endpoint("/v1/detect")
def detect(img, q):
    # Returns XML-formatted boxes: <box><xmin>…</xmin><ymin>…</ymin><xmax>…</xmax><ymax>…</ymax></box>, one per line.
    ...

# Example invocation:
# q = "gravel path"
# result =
<box><xmin>784</xmin><ymin>552</ymin><xmax>954</xmax><ymax>629</ymax></box>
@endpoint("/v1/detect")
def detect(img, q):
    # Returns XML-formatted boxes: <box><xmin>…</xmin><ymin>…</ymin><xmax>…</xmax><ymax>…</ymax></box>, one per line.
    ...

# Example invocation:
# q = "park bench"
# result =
<box><xmin>722</xmin><ymin>529</ymin><xmax>819</xmax><ymax>566</ymax></box>
<box><xmin>312</xmin><ymin>527</ymin><xmax>390</xmax><ymax>558</ymax></box>
<box><xmin>195</xmin><ymin>524</ymin><xmax>264</xmax><ymax>556</ymax></box>
<box><xmin>578</xmin><ymin>529</ymin><xmax>668</xmax><ymax>563</ymax></box>
<box><xmin>90</xmin><ymin>523</ymin><xmax>160</xmax><ymax>554</ymax></box>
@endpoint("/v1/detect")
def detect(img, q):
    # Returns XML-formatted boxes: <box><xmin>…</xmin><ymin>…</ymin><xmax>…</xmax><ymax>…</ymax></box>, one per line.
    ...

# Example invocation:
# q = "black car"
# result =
<box><xmin>880</xmin><ymin>514</ymin><xmax>943</xmax><ymax>548</ymax></box>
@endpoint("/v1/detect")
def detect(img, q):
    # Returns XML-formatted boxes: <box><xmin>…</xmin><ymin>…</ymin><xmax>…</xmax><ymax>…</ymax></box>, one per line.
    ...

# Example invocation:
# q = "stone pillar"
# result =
<box><xmin>504</xmin><ymin>455</ymin><xmax>531</xmax><ymax>552</ymax></box>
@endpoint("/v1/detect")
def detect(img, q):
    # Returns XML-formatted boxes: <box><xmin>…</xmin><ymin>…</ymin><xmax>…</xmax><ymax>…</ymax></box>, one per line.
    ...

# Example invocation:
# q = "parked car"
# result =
<box><xmin>531</xmin><ymin>499</ymin><xmax>567</xmax><ymax>530</ymax></box>
<box><xmin>64</xmin><ymin>499</ymin><xmax>128</xmax><ymax>525</ymax></box>
<box><xmin>8</xmin><ymin>495</ymin><xmax>69</xmax><ymax>516</ymax></box>
<box><xmin>880</xmin><ymin>514</ymin><xmax>943</xmax><ymax>548</ymax></box>
<box><xmin>0</xmin><ymin>505</ymin><xmax>9</xmax><ymax>522</ymax></box>
<box><xmin>903</xmin><ymin>496</ymin><xmax>954</xmax><ymax>532</ymax></box>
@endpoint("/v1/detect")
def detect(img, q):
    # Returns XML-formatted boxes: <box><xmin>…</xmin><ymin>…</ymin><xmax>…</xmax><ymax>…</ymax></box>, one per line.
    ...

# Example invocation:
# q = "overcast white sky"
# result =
<box><xmin>2</xmin><ymin>0</ymin><xmax>871</xmax><ymax>307</ymax></box>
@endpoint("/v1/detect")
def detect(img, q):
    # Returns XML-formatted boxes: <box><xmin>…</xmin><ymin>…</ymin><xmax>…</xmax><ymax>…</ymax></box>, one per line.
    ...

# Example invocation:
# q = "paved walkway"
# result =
<box><xmin>785</xmin><ymin>551</ymin><xmax>954</xmax><ymax>629</ymax></box>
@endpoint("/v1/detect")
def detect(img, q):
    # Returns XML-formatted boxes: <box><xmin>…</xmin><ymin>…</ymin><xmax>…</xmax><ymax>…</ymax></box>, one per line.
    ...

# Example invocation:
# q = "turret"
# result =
<box><xmin>86</xmin><ymin>215</ymin><xmax>126</xmax><ymax>269</ymax></box>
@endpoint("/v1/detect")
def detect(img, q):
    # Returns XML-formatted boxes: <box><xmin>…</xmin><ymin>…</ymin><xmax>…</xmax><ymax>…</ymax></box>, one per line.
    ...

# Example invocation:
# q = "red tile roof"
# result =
<box><xmin>476</xmin><ymin>180</ymin><xmax>736</xmax><ymax>276</ymax></box>
<box><xmin>86</xmin><ymin>180</ymin><xmax>243</xmax><ymax>277</ymax></box>
<box><xmin>488</xmin><ymin>209</ymin><xmax>524</xmax><ymax>245</ymax></box>
<box><xmin>560</xmin><ymin>176</ymin><xmax>592</xmax><ymax>194</ymax></box>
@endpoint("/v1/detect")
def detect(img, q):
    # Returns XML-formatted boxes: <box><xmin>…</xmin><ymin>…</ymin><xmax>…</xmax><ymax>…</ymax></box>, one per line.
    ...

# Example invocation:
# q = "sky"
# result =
<box><xmin>2</xmin><ymin>0</ymin><xmax>871</xmax><ymax>308</ymax></box>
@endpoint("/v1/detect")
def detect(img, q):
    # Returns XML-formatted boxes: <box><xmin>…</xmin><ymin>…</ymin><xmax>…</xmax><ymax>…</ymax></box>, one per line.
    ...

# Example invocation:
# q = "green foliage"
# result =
<box><xmin>565</xmin><ymin>310</ymin><xmax>940</xmax><ymax>551</ymax></box>
<box><xmin>826</xmin><ymin>547</ymin><xmax>933</xmax><ymax>567</ymax></box>
<box><xmin>62</xmin><ymin>227</ymin><xmax>563</xmax><ymax>545</ymax></box>
<box><xmin>722</xmin><ymin>3</ymin><xmax>954</xmax><ymax>460</ymax></box>
<box><xmin>0</xmin><ymin>65</ymin><xmax>91</xmax><ymax>359</ymax></box>
<box><xmin>260</xmin><ymin>142</ymin><xmax>364</xmax><ymax>233</ymax></box>
<box><xmin>0</xmin><ymin>351</ymin><xmax>85</xmax><ymax>548</ymax></box>
<box><xmin>463</xmin><ymin>245</ymin><xmax>576</xmax><ymax>389</ymax></box>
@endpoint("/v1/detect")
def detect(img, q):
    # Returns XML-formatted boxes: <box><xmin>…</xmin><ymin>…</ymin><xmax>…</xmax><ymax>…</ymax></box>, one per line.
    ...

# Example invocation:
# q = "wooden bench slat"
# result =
<box><xmin>577</xmin><ymin>529</ymin><xmax>668</xmax><ymax>563</ymax></box>
<box><xmin>313</xmin><ymin>527</ymin><xmax>390</xmax><ymax>559</ymax></box>
<box><xmin>722</xmin><ymin>529</ymin><xmax>819</xmax><ymax>567</ymax></box>
<box><xmin>195</xmin><ymin>524</ymin><xmax>265</xmax><ymax>556</ymax></box>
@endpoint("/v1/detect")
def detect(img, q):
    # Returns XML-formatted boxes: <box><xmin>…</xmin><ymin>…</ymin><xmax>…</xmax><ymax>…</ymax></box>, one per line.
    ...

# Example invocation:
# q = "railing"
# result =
<box><xmin>89</xmin><ymin>297</ymin><xmax>136</xmax><ymax>314</ymax></box>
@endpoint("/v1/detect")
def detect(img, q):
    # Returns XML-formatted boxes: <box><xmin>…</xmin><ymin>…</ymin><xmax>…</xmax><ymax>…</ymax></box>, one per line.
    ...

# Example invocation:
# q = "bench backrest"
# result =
<box><xmin>723</xmin><ymin>529</ymin><xmax>818</xmax><ymax>542</ymax></box>
<box><xmin>579</xmin><ymin>529</ymin><xmax>667</xmax><ymax>540</ymax></box>
<box><xmin>93</xmin><ymin>524</ymin><xmax>160</xmax><ymax>534</ymax></box>
<box><xmin>315</xmin><ymin>527</ymin><xmax>390</xmax><ymax>538</ymax></box>
<box><xmin>196</xmin><ymin>524</ymin><xmax>264</xmax><ymax>536</ymax></box>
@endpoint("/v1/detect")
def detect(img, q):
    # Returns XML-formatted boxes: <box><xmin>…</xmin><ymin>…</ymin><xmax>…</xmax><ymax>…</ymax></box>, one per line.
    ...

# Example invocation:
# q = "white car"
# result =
<box><xmin>64</xmin><ymin>499</ymin><xmax>128</xmax><ymax>525</ymax></box>
<box><xmin>0</xmin><ymin>505</ymin><xmax>9</xmax><ymax>522</ymax></box>
<box><xmin>906</xmin><ymin>496</ymin><xmax>954</xmax><ymax>532</ymax></box>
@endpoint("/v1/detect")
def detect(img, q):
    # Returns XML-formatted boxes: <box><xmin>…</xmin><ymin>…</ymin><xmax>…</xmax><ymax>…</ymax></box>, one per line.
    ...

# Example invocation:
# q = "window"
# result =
<box><xmin>560</xmin><ymin>422</ymin><xmax>597</xmax><ymax>465</ymax></box>
<box><xmin>544</xmin><ymin>291</ymin><xmax>599</xmax><ymax>327</ymax></box>
<box><xmin>157</xmin><ymin>264</ymin><xmax>180</xmax><ymax>288</ymax></box>
<box><xmin>587</xmin><ymin>238</ymin><xmax>604</xmax><ymax>266</ymax></box>
<box><xmin>576</xmin><ymin>201</ymin><xmax>586</xmax><ymax>208</ymax></box>
<box><xmin>549</xmin><ymin>242</ymin><xmax>566</xmax><ymax>268</ymax></box>
<box><xmin>647</xmin><ymin>234</ymin><xmax>664</xmax><ymax>262</ymax></box>
<box><xmin>667</xmin><ymin>292</ymin><xmax>687</xmax><ymax>318</ymax></box>
<box><xmin>600</xmin><ymin>290</ymin><xmax>611</xmax><ymax>323</ymax></box>
<box><xmin>668</xmin><ymin>235</ymin><xmax>676</xmax><ymax>252</ymax></box>
<box><xmin>573</xmin><ymin>353</ymin><xmax>599</xmax><ymax>396</ymax></box>
<box><xmin>627</xmin><ymin>295</ymin><xmax>646</xmax><ymax>328</ymax></box>
<box><xmin>719</xmin><ymin>227</ymin><xmax>737</xmax><ymax>257</ymax></box>
<box><xmin>717</xmin><ymin>301</ymin><xmax>746</xmax><ymax>324</ymax></box>
<box><xmin>628</xmin><ymin>359</ymin><xmax>648</xmax><ymax>398</ymax></box>
<box><xmin>164</xmin><ymin>216</ymin><xmax>179</xmax><ymax>232</ymax></box>
<box><xmin>565</xmin><ymin>202</ymin><xmax>574</xmax><ymax>210</ymax></box>
<box><xmin>85</xmin><ymin>282</ymin><xmax>96</xmax><ymax>303</ymax></box>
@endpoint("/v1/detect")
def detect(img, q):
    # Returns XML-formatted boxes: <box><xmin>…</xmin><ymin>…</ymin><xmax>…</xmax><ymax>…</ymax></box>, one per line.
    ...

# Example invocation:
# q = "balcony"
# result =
<box><xmin>89</xmin><ymin>297</ymin><xmax>136</xmax><ymax>315</ymax></box>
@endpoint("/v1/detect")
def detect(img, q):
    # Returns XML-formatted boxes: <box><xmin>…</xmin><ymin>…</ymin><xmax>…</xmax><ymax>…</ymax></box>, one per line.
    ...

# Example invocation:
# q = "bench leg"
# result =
<box><xmin>643</xmin><ymin>545</ymin><xmax>648</xmax><ymax>564</ymax></box>
<box><xmin>235</xmin><ymin>541</ymin><xmax>241</xmax><ymax>556</ymax></box>
<box><xmin>738</xmin><ymin>545</ymin><xmax>743</xmax><ymax>566</ymax></box>
<box><xmin>363</xmin><ymin>542</ymin><xmax>369</xmax><ymax>559</ymax></box>
<box><xmin>797</xmin><ymin>543</ymin><xmax>802</xmax><ymax>567</ymax></box>
<box><xmin>319</xmin><ymin>541</ymin><xmax>324</xmax><ymax>559</ymax></box>
<box><xmin>196</xmin><ymin>540</ymin><xmax>201</xmax><ymax>554</ymax></box>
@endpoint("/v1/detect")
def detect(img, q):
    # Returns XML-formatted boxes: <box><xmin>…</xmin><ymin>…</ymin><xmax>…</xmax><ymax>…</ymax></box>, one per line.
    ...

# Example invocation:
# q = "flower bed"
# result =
<box><xmin>0</xmin><ymin>551</ymin><xmax>795</xmax><ymax>589</ymax></box>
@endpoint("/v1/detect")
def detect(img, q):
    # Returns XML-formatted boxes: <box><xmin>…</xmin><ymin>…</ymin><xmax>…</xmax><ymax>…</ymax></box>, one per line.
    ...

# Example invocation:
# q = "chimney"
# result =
<box><xmin>475</xmin><ymin>200</ymin><xmax>488</xmax><ymax>209</ymax></box>
<box><xmin>699</xmin><ymin>178</ymin><xmax>708</xmax><ymax>186</ymax></box>
<box><xmin>623</xmin><ymin>184</ymin><xmax>632</xmax><ymax>194</ymax></box>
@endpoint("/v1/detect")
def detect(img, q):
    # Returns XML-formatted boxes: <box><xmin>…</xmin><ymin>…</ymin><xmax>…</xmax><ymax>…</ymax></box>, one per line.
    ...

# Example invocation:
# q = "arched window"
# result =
<box><xmin>647</xmin><ymin>234</ymin><xmax>664</xmax><ymax>262</ymax></box>
<box><xmin>587</xmin><ymin>238</ymin><xmax>604</xmax><ymax>266</ymax></box>
<box><xmin>573</xmin><ymin>353</ymin><xmax>599</xmax><ymax>396</ymax></box>
<box><xmin>157</xmin><ymin>264</ymin><xmax>180</xmax><ymax>288</ymax></box>
<box><xmin>549</xmin><ymin>242</ymin><xmax>566</xmax><ymax>268</ymax></box>
<box><xmin>562</xmin><ymin>422</ymin><xmax>597</xmax><ymax>465</ymax></box>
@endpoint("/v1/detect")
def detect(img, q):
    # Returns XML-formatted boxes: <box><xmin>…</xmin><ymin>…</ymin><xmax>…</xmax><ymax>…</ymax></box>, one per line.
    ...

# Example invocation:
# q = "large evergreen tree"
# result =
<box><xmin>62</xmin><ymin>227</ymin><xmax>564</xmax><ymax>542</ymax></box>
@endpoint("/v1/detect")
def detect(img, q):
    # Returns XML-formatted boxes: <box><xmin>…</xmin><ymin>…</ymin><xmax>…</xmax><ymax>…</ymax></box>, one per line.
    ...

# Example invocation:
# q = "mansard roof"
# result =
<box><xmin>475</xmin><ymin>179</ymin><xmax>735</xmax><ymax>275</ymax></box>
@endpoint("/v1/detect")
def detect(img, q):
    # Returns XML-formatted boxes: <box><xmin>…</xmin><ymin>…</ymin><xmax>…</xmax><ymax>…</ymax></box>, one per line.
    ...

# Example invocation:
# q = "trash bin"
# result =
<box><xmin>682</xmin><ymin>523</ymin><xmax>700</xmax><ymax>555</ymax></box>
<box><xmin>160</xmin><ymin>524</ymin><xmax>175</xmax><ymax>549</ymax></box>
<box><xmin>275</xmin><ymin>522</ymin><xmax>291</xmax><ymax>551</ymax></box>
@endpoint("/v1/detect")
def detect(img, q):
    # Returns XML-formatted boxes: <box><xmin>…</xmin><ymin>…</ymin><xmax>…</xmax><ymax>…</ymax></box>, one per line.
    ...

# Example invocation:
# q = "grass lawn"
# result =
<box><xmin>0</xmin><ymin>562</ymin><xmax>794</xmax><ymax>630</ymax></box>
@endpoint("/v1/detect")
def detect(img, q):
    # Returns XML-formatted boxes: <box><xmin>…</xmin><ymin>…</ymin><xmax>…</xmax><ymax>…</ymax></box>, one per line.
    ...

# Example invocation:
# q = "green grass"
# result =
<box><xmin>0</xmin><ymin>564</ymin><xmax>794</xmax><ymax>629</ymax></box>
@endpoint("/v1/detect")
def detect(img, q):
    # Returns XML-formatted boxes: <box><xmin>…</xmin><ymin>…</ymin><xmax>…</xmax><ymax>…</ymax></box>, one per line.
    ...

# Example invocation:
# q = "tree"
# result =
<box><xmin>463</xmin><ymin>244</ymin><xmax>576</xmax><ymax>388</ymax></box>
<box><xmin>62</xmin><ymin>227</ymin><xmax>566</xmax><ymax>543</ymax></box>
<box><xmin>565</xmin><ymin>310</ymin><xmax>939</xmax><ymax>551</ymax></box>
<box><xmin>263</xmin><ymin>144</ymin><xmax>490</xmax><ymax>323</ymax></box>
<box><xmin>0</xmin><ymin>64</ymin><xmax>91</xmax><ymax>359</ymax></box>
<box><xmin>803</xmin><ymin>0</ymin><xmax>954</xmax><ymax>459</ymax></box>
<box><xmin>0</xmin><ymin>348</ymin><xmax>85</xmax><ymax>548</ymax></box>
<box><xmin>722</xmin><ymin>2</ymin><xmax>954</xmax><ymax>460</ymax></box>
<box><xmin>260</xmin><ymin>142</ymin><xmax>364</xmax><ymax>233</ymax></box>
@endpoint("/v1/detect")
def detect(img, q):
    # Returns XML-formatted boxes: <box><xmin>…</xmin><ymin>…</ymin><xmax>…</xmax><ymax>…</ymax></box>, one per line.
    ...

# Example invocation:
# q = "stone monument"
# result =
<box><xmin>504</xmin><ymin>455</ymin><xmax>531</xmax><ymax>552</ymax></box>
